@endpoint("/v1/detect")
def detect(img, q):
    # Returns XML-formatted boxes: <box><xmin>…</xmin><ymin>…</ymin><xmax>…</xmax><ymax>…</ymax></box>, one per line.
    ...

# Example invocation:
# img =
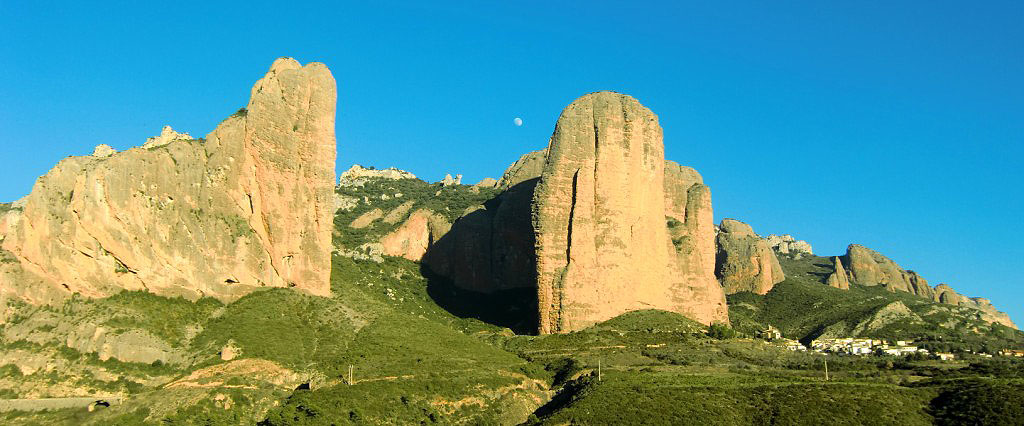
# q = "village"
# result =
<box><xmin>755</xmin><ymin>325</ymin><xmax>1024</xmax><ymax>361</ymax></box>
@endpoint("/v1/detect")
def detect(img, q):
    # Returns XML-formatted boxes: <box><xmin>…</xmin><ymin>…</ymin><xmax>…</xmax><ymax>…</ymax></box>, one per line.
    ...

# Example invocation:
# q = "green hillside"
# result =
<box><xmin>729</xmin><ymin>254</ymin><xmax>1024</xmax><ymax>353</ymax></box>
<box><xmin>2</xmin><ymin>177</ymin><xmax>1024</xmax><ymax>424</ymax></box>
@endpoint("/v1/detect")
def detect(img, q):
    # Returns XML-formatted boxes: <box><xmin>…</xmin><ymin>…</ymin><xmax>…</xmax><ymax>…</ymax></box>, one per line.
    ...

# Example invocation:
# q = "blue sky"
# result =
<box><xmin>1</xmin><ymin>1</ymin><xmax>1021</xmax><ymax>325</ymax></box>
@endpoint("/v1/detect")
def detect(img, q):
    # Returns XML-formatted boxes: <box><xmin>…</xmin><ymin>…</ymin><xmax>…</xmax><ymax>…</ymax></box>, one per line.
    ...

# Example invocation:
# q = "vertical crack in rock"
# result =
<box><xmin>533</xmin><ymin>91</ymin><xmax>728</xmax><ymax>334</ymax></box>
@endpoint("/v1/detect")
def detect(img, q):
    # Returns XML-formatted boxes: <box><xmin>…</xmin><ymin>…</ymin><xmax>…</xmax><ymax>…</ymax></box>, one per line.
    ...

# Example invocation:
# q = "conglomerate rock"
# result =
<box><xmin>714</xmin><ymin>219</ymin><xmax>785</xmax><ymax>295</ymax></box>
<box><xmin>0</xmin><ymin>58</ymin><xmax>336</xmax><ymax>303</ymax></box>
<box><xmin>532</xmin><ymin>92</ymin><xmax>728</xmax><ymax>334</ymax></box>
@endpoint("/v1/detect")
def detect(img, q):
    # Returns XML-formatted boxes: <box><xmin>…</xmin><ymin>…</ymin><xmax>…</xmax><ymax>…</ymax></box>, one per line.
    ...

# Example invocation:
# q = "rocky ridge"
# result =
<box><xmin>0</xmin><ymin>58</ymin><xmax>336</xmax><ymax>304</ymax></box>
<box><xmin>840</xmin><ymin>244</ymin><xmax>1016</xmax><ymax>329</ymax></box>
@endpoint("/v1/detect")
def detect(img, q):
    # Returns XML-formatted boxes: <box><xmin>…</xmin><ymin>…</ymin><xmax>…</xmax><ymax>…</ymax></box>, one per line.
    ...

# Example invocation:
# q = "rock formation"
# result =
<box><xmin>440</xmin><ymin>174</ymin><xmax>463</xmax><ymax>186</ymax></box>
<box><xmin>842</xmin><ymin>244</ymin><xmax>933</xmax><ymax>299</ymax></box>
<box><xmin>91</xmin><ymin>144</ymin><xmax>116</xmax><ymax>158</ymax></box>
<box><xmin>825</xmin><ymin>256</ymin><xmax>850</xmax><ymax>289</ymax></box>
<box><xmin>497</xmin><ymin>149</ymin><xmax>547</xmax><ymax>189</ymax></box>
<box><xmin>378</xmin><ymin>209</ymin><xmax>451</xmax><ymax>261</ymax></box>
<box><xmin>0</xmin><ymin>58</ymin><xmax>336</xmax><ymax>303</ymax></box>
<box><xmin>842</xmin><ymin>244</ymin><xmax>1015</xmax><ymax>329</ymax></box>
<box><xmin>532</xmin><ymin>92</ymin><xmax>727</xmax><ymax>334</ymax></box>
<box><xmin>715</xmin><ymin>219</ymin><xmax>785</xmax><ymax>295</ymax></box>
<box><xmin>474</xmin><ymin>177</ymin><xmax>498</xmax><ymax>188</ymax></box>
<box><xmin>338</xmin><ymin>164</ymin><xmax>416</xmax><ymax>185</ymax></box>
<box><xmin>932</xmin><ymin>284</ymin><xmax>1017</xmax><ymax>329</ymax></box>
<box><xmin>765</xmin><ymin>234</ymin><xmax>813</xmax><ymax>258</ymax></box>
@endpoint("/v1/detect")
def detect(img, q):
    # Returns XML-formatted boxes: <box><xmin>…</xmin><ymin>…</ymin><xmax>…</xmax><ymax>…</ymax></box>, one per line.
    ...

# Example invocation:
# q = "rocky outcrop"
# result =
<box><xmin>765</xmin><ymin>234</ymin><xmax>813</xmax><ymax>258</ymax></box>
<box><xmin>825</xmin><ymin>256</ymin><xmax>850</xmax><ymax>290</ymax></box>
<box><xmin>474</xmin><ymin>177</ymin><xmax>498</xmax><ymax>188</ymax></box>
<box><xmin>714</xmin><ymin>219</ymin><xmax>785</xmax><ymax>295</ymax></box>
<box><xmin>0</xmin><ymin>58</ymin><xmax>336</xmax><ymax>303</ymax></box>
<box><xmin>497</xmin><ymin>149</ymin><xmax>547</xmax><ymax>189</ymax></box>
<box><xmin>143</xmin><ymin>125</ymin><xmax>193</xmax><ymax>149</ymax></box>
<box><xmin>440</xmin><ymin>174</ymin><xmax>462</xmax><ymax>186</ymax></box>
<box><xmin>338</xmin><ymin>164</ymin><xmax>416</xmax><ymax>186</ymax></box>
<box><xmin>532</xmin><ymin>92</ymin><xmax>727</xmax><ymax>334</ymax></box>
<box><xmin>842</xmin><ymin>245</ymin><xmax>933</xmax><ymax>298</ymax></box>
<box><xmin>932</xmin><ymin>284</ymin><xmax>1017</xmax><ymax>329</ymax></box>
<box><xmin>379</xmin><ymin>209</ymin><xmax>451</xmax><ymax>261</ymax></box>
<box><xmin>91</xmin><ymin>144</ymin><xmax>116</xmax><ymax>158</ymax></box>
<box><xmin>843</xmin><ymin>245</ymin><xmax>1015</xmax><ymax>329</ymax></box>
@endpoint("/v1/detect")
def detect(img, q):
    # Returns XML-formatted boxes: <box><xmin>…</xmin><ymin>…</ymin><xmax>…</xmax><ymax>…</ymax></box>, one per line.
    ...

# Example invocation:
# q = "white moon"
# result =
<box><xmin>513</xmin><ymin>117</ymin><xmax>523</xmax><ymax>127</ymax></box>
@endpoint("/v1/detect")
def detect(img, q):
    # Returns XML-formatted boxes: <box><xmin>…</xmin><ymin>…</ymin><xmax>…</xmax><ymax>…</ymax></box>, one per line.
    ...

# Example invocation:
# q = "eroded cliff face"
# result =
<box><xmin>532</xmin><ymin>92</ymin><xmax>727</xmax><ymax>334</ymax></box>
<box><xmin>0</xmin><ymin>58</ymin><xmax>336</xmax><ymax>303</ymax></box>
<box><xmin>714</xmin><ymin>219</ymin><xmax>785</xmax><ymax>295</ymax></box>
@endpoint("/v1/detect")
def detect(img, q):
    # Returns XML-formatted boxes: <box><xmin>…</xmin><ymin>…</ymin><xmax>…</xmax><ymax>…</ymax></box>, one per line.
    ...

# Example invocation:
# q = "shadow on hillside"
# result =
<box><xmin>419</xmin><ymin>178</ymin><xmax>540</xmax><ymax>335</ymax></box>
<box><xmin>421</xmin><ymin>266</ymin><xmax>538</xmax><ymax>334</ymax></box>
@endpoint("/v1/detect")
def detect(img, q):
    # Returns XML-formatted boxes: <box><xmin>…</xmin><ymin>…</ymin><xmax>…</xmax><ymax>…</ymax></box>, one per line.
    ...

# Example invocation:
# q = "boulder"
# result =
<box><xmin>714</xmin><ymin>219</ymin><xmax>785</xmax><ymax>295</ymax></box>
<box><xmin>0</xmin><ymin>58</ymin><xmax>336</xmax><ymax>303</ymax></box>
<box><xmin>532</xmin><ymin>92</ymin><xmax>727</xmax><ymax>334</ymax></box>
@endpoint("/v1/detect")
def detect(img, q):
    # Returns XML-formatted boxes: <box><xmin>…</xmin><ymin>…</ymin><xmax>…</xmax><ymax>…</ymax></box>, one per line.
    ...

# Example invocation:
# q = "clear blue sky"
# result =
<box><xmin>1</xmin><ymin>1</ymin><xmax>1021</xmax><ymax>325</ymax></box>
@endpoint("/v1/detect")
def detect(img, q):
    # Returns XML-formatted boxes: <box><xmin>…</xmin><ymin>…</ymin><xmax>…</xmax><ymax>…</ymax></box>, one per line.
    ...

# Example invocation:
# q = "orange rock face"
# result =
<box><xmin>715</xmin><ymin>219</ymin><xmax>785</xmax><ymax>295</ymax></box>
<box><xmin>826</xmin><ymin>256</ymin><xmax>851</xmax><ymax>289</ymax></box>
<box><xmin>532</xmin><ymin>92</ymin><xmax>728</xmax><ymax>334</ymax></box>
<box><xmin>379</xmin><ymin>209</ymin><xmax>451</xmax><ymax>261</ymax></box>
<box><xmin>0</xmin><ymin>58</ymin><xmax>336</xmax><ymax>303</ymax></box>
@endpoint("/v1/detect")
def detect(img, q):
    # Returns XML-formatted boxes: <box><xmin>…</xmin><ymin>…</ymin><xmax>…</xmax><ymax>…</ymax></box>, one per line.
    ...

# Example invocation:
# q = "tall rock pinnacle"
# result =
<box><xmin>0</xmin><ymin>58</ymin><xmax>336</xmax><ymax>303</ymax></box>
<box><xmin>532</xmin><ymin>92</ymin><xmax>728</xmax><ymax>334</ymax></box>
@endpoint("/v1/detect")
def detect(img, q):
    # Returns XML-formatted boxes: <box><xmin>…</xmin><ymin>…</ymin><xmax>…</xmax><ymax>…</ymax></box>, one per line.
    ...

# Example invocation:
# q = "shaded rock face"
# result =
<box><xmin>714</xmin><ymin>219</ymin><xmax>785</xmax><ymax>295</ymax></box>
<box><xmin>532</xmin><ymin>92</ymin><xmax>727</xmax><ymax>334</ymax></box>
<box><xmin>0</xmin><ymin>58</ymin><xmax>336</xmax><ymax>303</ymax></box>
<box><xmin>825</xmin><ymin>256</ymin><xmax>850</xmax><ymax>290</ymax></box>
<box><xmin>842</xmin><ymin>245</ymin><xmax>933</xmax><ymax>299</ymax></box>
<box><xmin>423</xmin><ymin>178</ymin><xmax>539</xmax><ymax>293</ymax></box>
